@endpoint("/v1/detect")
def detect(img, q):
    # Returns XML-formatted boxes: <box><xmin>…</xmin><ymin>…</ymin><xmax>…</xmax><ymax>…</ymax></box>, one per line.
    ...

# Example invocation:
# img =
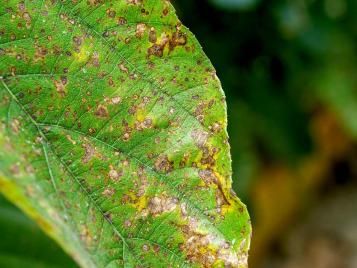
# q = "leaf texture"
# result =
<box><xmin>0</xmin><ymin>0</ymin><xmax>251</xmax><ymax>267</ymax></box>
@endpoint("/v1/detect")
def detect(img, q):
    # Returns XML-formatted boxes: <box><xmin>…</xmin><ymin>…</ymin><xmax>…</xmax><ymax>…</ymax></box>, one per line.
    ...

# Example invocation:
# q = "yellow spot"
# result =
<box><xmin>135</xmin><ymin>195</ymin><xmax>148</xmax><ymax>211</ymax></box>
<box><xmin>136</xmin><ymin>109</ymin><xmax>146</xmax><ymax>122</ymax></box>
<box><xmin>74</xmin><ymin>44</ymin><xmax>92</xmax><ymax>63</ymax></box>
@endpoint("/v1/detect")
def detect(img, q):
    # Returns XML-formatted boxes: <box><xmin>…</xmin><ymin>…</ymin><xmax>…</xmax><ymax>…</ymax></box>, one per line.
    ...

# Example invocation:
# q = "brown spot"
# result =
<box><xmin>147</xmin><ymin>29</ymin><xmax>186</xmax><ymax>57</ymax></box>
<box><xmin>79</xmin><ymin>225</ymin><xmax>92</xmax><ymax>247</ymax></box>
<box><xmin>154</xmin><ymin>155</ymin><xmax>173</xmax><ymax>173</ymax></box>
<box><xmin>200</xmin><ymin>146</ymin><xmax>216</xmax><ymax>167</ymax></box>
<box><xmin>34</xmin><ymin>45</ymin><xmax>48</xmax><ymax>61</ymax></box>
<box><xmin>90</xmin><ymin>52</ymin><xmax>100</xmax><ymax>67</ymax></box>
<box><xmin>18</xmin><ymin>2</ymin><xmax>25</xmax><ymax>11</ymax></box>
<box><xmin>106</xmin><ymin>9</ymin><xmax>116</xmax><ymax>18</ymax></box>
<box><xmin>135</xmin><ymin>23</ymin><xmax>146</xmax><ymax>38</ymax></box>
<box><xmin>72</xmin><ymin>36</ymin><xmax>82</xmax><ymax>46</ymax></box>
<box><xmin>209</xmin><ymin>122</ymin><xmax>222</xmax><ymax>133</ymax></box>
<box><xmin>22</xmin><ymin>12</ymin><xmax>32</xmax><ymax>28</ymax></box>
<box><xmin>135</xmin><ymin>118</ymin><xmax>153</xmax><ymax>131</ymax></box>
<box><xmin>117</xmin><ymin>17</ymin><xmax>127</xmax><ymax>25</ymax></box>
<box><xmin>54</xmin><ymin>78</ymin><xmax>67</xmax><ymax>97</ymax></box>
<box><xmin>148</xmin><ymin>43</ymin><xmax>164</xmax><ymax>58</ymax></box>
<box><xmin>95</xmin><ymin>104</ymin><xmax>108</xmax><ymax>118</ymax></box>
<box><xmin>108</xmin><ymin>76</ymin><xmax>114</xmax><ymax>87</ymax></box>
<box><xmin>102</xmin><ymin>188</ymin><xmax>115</xmax><ymax>197</ymax></box>
<box><xmin>215</xmin><ymin>187</ymin><xmax>230</xmax><ymax>209</ymax></box>
<box><xmin>66</xmin><ymin>134</ymin><xmax>76</xmax><ymax>145</ymax></box>
<box><xmin>122</xmin><ymin>132</ymin><xmax>130</xmax><ymax>141</ymax></box>
<box><xmin>82</xmin><ymin>143</ymin><xmax>95</xmax><ymax>163</ymax></box>
<box><xmin>147</xmin><ymin>196</ymin><xmax>178</xmax><ymax>216</ymax></box>
<box><xmin>108</xmin><ymin>167</ymin><xmax>123</xmax><ymax>181</ymax></box>
<box><xmin>199</xmin><ymin>169</ymin><xmax>218</xmax><ymax>184</ymax></box>
<box><xmin>102</xmin><ymin>31</ymin><xmax>109</xmax><ymax>38</ymax></box>
<box><xmin>191</xmin><ymin>129</ymin><xmax>209</xmax><ymax>148</ymax></box>
<box><xmin>127</xmin><ymin>0</ymin><xmax>142</xmax><ymax>5</ymax></box>
<box><xmin>87</xmin><ymin>0</ymin><xmax>103</xmax><ymax>7</ymax></box>
<box><xmin>10</xmin><ymin>119</ymin><xmax>21</xmax><ymax>134</ymax></box>
<box><xmin>10</xmin><ymin>163</ymin><xmax>20</xmax><ymax>175</ymax></box>
<box><xmin>124</xmin><ymin>219</ymin><xmax>132</xmax><ymax>228</ymax></box>
<box><xmin>111</xmin><ymin>96</ymin><xmax>121</xmax><ymax>105</ymax></box>
<box><xmin>118</xmin><ymin>62</ymin><xmax>129</xmax><ymax>73</ymax></box>
<box><xmin>169</xmin><ymin>30</ymin><xmax>187</xmax><ymax>51</ymax></box>
<box><xmin>149</xmin><ymin>28</ymin><xmax>157</xmax><ymax>43</ymax></box>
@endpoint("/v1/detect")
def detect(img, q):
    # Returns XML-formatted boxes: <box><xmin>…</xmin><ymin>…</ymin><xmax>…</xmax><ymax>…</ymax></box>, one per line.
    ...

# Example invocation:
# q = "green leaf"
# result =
<box><xmin>0</xmin><ymin>0</ymin><xmax>251</xmax><ymax>267</ymax></box>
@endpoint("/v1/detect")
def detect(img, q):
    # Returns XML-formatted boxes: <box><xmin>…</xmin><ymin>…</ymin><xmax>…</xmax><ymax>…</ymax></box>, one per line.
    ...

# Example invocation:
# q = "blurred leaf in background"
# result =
<box><xmin>210</xmin><ymin>0</ymin><xmax>260</xmax><ymax>10</ymax></box>
<box><xmin>0</xmin><ymin>195</ymin><xmax>77</xmax><ymax>268</ymax></box>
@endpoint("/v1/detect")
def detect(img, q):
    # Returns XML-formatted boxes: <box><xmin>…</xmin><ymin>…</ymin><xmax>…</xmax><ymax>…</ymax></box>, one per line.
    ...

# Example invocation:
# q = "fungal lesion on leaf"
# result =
<box><xmin>177</xmin><ymin>209</ymin><xmax>245</xmax><ymax>267</ymax></box>
<box><xmin>135</xmin><ymin>23</ymin><xmax>146</xmax><ymax>38</ymax></box>
<box><xmin>10</xmin><ymin>118</ymin><xmax>21</xmax><ymax>134</ymax></box>
<box><xmin>81</xmin><ymin>142</ymin><xmax>95</xmax><ymax>164</ymax></box>
<box><xmin>108</xmin><ymin>165</ymin><xmax>123</xmax><ymax>182</ymax></box>
<box><xmin>95</xmin><ymin>104</ymin><xmax>109</xmax><ymax>118</ymax></box>
<box><xmin>154</xmin><ymin>154</ymin><xmax>173</xmax><ymax>173</ymax></box>
<box><xmin>53</xmin><ymin>76</ymin><xmax>67</xmax><ymax>97</ymax></box>
<box><xmin>143</xmin><ymin>195</ymin><xmax>178</xmax><ymax>217</ymax></box>
<box><xmin>147</xmin><ymin>25</ymin><xmax>188</xmax><ymax>58</ymax></box>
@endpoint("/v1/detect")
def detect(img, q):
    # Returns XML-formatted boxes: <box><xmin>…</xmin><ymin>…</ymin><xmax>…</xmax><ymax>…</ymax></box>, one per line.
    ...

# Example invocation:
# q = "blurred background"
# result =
<box><xmin>1</xmin><ymin>0</ymin><xmax>357</xmax><ymax>267</ymax></box>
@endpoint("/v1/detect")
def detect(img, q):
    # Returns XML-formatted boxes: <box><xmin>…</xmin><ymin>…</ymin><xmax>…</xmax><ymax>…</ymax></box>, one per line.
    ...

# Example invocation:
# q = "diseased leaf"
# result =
<box><xmin>0</xmin><ymin>0</ymin><xmax>251</xmax><ymax>267</ymax></box>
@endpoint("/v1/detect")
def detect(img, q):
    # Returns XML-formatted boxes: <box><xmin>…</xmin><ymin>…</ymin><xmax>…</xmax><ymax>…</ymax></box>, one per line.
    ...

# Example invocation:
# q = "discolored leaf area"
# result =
<box><xmin>0</xmin><ymin>0</ymin><xmax>251</xmax><ymax>267</ymax></box>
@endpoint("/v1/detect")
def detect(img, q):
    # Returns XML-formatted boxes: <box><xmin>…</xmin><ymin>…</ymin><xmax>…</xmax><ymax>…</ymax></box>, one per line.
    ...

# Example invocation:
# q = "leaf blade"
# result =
<box><xmin>0</xmin><ymin>0</ymin><xmax>251</xmax><ymax>267</ymax></box>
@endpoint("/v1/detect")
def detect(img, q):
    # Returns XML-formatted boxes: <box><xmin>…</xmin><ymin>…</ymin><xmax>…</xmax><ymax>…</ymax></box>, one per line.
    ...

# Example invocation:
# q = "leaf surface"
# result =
<box><xmin>0</xmin><ymin>0</ymin><xmax>251</xmax><ymax>267</ymax></box>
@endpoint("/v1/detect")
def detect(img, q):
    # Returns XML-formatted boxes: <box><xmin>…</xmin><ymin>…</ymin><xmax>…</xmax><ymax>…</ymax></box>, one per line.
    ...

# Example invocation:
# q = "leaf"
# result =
<box><xmin>0</xmin><ymin>0</ymin><xmax>251</xmax><ymax>267</ymax></box>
